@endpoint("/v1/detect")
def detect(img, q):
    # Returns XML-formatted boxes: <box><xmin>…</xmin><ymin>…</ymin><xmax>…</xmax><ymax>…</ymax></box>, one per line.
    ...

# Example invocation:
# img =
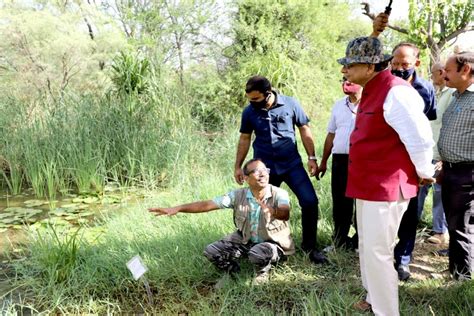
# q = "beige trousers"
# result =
<box><xmin>356</xmin><ymin>195</ymin><xmax>409</xmax><ymax>316</ymax></box>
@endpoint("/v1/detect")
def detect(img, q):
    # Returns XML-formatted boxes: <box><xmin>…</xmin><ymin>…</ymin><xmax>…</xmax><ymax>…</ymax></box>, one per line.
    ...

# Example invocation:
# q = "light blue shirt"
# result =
<box><xmin>213</xmin><ymin>186</ymin><xmax>290</xmax><ymax>243</ymax></box>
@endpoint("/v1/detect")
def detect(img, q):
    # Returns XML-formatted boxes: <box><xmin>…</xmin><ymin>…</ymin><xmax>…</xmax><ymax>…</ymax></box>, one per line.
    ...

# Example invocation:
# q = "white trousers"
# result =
<box><xmin>356</xmin><ymin>195</ymin><xmax>409</xmax><ymax>316</ymax></box>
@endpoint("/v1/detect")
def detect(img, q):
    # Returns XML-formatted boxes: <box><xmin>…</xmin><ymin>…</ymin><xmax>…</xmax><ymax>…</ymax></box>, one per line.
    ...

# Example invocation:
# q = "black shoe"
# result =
<box><xmin>227</xmin><ymin>262</ymin><xmax>241</xmax><ymax>275</ymax></box>
<box><xmin>397</xmin><ymin>264</ymin><xmax>411</xmax><ymax>281</ymax></box>
<box><xmin>309</xmin><ymin>249</ymin><xmax>328</xmax><ymax>264</ymax></box>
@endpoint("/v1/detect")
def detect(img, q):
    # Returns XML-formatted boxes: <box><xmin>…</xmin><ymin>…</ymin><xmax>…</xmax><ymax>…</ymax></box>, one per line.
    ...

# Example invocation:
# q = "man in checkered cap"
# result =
<box><xmin>338</xmin><ymin>36</ymin><xmax>435</xmax><ymax>315</ymax></box>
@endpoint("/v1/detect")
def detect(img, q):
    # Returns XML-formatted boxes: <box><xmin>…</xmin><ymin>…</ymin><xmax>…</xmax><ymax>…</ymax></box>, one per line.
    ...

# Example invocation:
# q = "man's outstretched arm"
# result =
<box><xmin>149</xmin><ymin>200</ymin><xmax>219</xmax><ymax>216</ymax></box>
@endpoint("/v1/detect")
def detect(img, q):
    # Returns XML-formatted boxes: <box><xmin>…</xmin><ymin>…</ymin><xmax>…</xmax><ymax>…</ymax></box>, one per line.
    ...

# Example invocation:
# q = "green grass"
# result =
<box><xmin>2</xmin><ymin>180</ymin><xmax>473</xmax><ymax>314</ymax></box>
<box><xmin>1</xmin><ymin>63</ymin><xmax>471</xmax><ymax>314</ymax></box>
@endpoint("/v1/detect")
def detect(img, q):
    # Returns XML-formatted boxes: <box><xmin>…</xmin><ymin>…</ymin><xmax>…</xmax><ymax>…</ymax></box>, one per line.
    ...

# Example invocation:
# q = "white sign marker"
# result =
<box><xmin>126</xmin><ymin>255</ymin><xmax>148</xmax><ymax>280</ymax></box>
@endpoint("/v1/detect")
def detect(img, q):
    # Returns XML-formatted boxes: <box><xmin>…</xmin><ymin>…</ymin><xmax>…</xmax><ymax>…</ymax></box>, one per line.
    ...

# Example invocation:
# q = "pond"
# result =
<box><xmin>0</xmin><ymin>185</ymin><xmax>145</xmax><ymax>257</ymax></box>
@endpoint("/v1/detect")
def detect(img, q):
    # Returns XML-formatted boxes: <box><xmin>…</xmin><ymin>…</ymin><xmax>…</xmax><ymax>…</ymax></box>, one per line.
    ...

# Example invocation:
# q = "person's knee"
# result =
<box><xmin>248</xmin><ymin>245</ymin><xmax>273</xmax><ymax>266</ymax></box>
<box><xmin>297</xmin><ymin>192</ymin><xmax>318</xmax><ymax>209</ymax></box>
<box><xmin>203</xmin><ymin>242</ymin><xmax>222</xmax><ymax>261</ymax></box>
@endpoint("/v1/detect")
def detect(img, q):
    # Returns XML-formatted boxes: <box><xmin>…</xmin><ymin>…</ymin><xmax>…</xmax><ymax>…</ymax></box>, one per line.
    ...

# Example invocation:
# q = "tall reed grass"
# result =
<box><xmin>0</xmin><ymin>76</ymin><xmax>232</xmax><ymax>198</ymax></box>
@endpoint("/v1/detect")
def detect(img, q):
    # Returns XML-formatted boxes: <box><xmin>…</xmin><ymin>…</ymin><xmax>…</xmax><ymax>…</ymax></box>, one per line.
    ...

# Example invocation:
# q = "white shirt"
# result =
<box><xmin>327</xmin><ymin>96</ymin><xmax>358</xmax><ymax>154</ymax></box>
<box><xmin>383</xmin><ymin>85</ymin><xmax>435</xmax><ymax>179</ymax></box>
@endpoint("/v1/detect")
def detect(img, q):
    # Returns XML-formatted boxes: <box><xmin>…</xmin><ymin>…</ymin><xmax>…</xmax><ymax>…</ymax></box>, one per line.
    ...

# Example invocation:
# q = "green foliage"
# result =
<box><xmin>407</xmin><ymin>0</ymin><xmax>473</xmax><ymax>62</ymax></box>
<box><xmin>110</xmin><ymin>51</ymin><xmax>150</xmax><ymax>95</ymax></box>
<box><xmin>0</xmin><ymin>5</ymin><xmax>128</xmax><ymax>101</ymax></box>
<box><xmin>32</xmin><ymin>226</ymin><xmax>83</xmax><ymax>284</ymax></box>
<box><xmin>408</xmin><ymin>0</ymin><xmax>473</xmax><ymax>46</ymax></box>
<box><xmin>224</xmin><ymin>0</ymin><xmax>369</xmax><ymax>119</ymax></box>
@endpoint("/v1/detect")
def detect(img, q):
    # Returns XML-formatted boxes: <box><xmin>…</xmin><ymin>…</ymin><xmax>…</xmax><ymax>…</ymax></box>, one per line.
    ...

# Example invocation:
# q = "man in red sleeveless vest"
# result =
<box><xmin>338</xmin><ymin>37</ymin><xmax>435</xmax><ymax>315</ymax></box>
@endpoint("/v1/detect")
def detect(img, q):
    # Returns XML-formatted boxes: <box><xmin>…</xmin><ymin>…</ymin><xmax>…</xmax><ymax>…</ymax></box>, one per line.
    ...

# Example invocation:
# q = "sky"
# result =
<box><xmin>353</xmin><ymin>0</ymin><xmax>473</xmax><ymax>52</ymax></box>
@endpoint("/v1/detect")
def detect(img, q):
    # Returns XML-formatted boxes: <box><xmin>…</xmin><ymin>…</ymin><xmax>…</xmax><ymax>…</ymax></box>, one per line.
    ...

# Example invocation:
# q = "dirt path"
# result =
<box><xmin>408</xmin><ymin>238</ymin><xmax>450</xmax><ymax>281</ymax></box>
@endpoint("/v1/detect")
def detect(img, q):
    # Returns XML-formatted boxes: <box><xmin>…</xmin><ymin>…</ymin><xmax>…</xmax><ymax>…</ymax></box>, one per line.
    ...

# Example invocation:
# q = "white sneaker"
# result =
<box><xmin>323</xmin><ymin>245</ymin><xmax>335</xmax><ymax>253</ymax></box>
<box><xmin>252</xmin><ymin>272</ymin><xmax>270</xmax><ymax>285</ymax></box>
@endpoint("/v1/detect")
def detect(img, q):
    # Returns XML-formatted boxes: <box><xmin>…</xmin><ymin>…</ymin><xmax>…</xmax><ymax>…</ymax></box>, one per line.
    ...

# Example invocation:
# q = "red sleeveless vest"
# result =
<box><xmin>346</xmin><ymin>70</ymin><xmax>418</xmax><ymax>202</ymax></box>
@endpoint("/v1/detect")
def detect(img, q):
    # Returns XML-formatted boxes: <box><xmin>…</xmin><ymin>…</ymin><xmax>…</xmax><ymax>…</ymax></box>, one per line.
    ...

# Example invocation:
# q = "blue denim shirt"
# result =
<box><xmin>412</xmin><ymin>71</ymin><xmax>437</xmax><ymax>121</ymax></box>
<box><xmin>239</xmin><ymin>92</ymin><xmax>310</xmax><ymax>175</ymax></box>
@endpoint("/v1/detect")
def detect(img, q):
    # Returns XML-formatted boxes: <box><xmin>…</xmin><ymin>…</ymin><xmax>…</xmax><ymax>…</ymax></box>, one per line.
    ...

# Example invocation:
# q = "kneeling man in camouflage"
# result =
<box><xmin>148</xmin><ymin>158</ymin><xmax>294</xmax><ymax>285</ymax></box>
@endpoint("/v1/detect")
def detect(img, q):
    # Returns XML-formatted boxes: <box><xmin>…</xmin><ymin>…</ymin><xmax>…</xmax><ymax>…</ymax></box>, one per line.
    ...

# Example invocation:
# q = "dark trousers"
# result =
<box><xmin>441</xmin><ymin>163</ymin><xmax>474</xmax><ymax>280</ymax></box>
<box><xmin>394</xmin><ymin>195</ymin><xmax>419</xmax><ymax>267</ymax></box>
<box><xmin>331</xmin><ymin>154</ymin><xmax>357</xmax><ymax>248</ymax></box>
<box><xmin>269</xmin><ymin>163</ymin><xmax>319</xmax><ymax>251</ymax></box>
<box><xmin>204</xmin><ymin>239</ymin><xmax>283</xmax><ymax>274</ymax></box>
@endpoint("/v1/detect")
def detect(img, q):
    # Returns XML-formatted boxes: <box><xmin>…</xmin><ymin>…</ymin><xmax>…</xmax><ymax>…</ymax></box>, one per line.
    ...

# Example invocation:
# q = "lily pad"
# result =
<box><xmin>0</xmin><ymin>213</ymin><xmax>13</xmax><ymax>219</ymax></box>
<box><xmin>62</xmin><ymin>203</ymin><xmax>79</xmax><ymax>209</ymax></box>
<box><xmin>64</xmin><ymin>215</ymin><xmax>79</xmax><ymax>221</ymax></box>
<box><xmin>4</xmin><ymin>207</ymin><xmax>42</xmax><ymax>216</ymax></box>
<box><xmin>102</xmin><ymin>195</ymin><xmax>121</xmax><ymax>204</ymax></box>
<box><xmin>2</xmin><ymin>218</ymin><xmax>18</xmax><ymax>224</ymax></box>
<box><xmin>40</xmin><ymin>218</ymin><xmax>71</xmax><ymax>226</ymax></box>
<box><xmin>83</xmin><ymin>197</ymin><xmax>99</xmax><ymax>204</ymax></box>
<box><xmin>79</xmin><ymin>211</ymin><xmax>95</xmax><ymax>217</ymax></box>
<box><xmin>24</xmin><ymin>200</ymin><xmax>47</xmax><ymax>207</ymax></box>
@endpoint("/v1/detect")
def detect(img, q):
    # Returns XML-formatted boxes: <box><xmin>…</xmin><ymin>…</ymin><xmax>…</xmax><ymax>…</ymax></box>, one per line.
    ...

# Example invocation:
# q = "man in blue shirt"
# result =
<box><xmin>233</xmin><ymin>76</ymin><xmax>327</xmax><ymax>264</ymax></box>
<box><xmin>390</xmin><ymin>42</ymin><xmax>437</xmax><ymax>281</ymax></box>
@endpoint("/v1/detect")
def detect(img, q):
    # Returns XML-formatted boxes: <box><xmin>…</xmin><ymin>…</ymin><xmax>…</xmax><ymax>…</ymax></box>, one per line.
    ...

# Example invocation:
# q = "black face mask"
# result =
<box><xmin>250</xmin><ymin>99</ymin><xmax>267</xmax><ymax>108</ymax></box>
<box><xmin>250</xmin><ymin>92</ymin><xmax>271</xmax><ymax>109</ymax></box>
<box><xmin>391</xmin><ymin>68</ymin><xmax>415</xmax><ymax>80</ymax></box>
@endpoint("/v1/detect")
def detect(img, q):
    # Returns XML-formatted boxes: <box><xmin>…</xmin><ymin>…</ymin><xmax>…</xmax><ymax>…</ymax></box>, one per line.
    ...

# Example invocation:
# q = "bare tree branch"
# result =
<box><xmin>361</xmin><ymin>2</ymin><xmax>409</xmax><ymax>34</ymax></box>
<box><xmin>438</xmin><ymin>25</ymin><xmax>474</xmax><ymax>49</ymax></box>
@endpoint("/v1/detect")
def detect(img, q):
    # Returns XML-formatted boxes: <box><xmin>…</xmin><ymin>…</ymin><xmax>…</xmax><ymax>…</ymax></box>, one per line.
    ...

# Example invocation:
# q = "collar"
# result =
<box><xmin>270</xmin><ymin>90</ymin><xmax>283</xmax><ymax>109</ymax></box>
<box><xmin>247</xmin><ymin>185</ymin><xmax>272</xmax><ymax>201</ymax></box>
<box><xmin>439</xmin><ymin>86</ymin><xmax>450</xmax><ymax>93</ymax></box>
<box><xmin>364</xmin><ymin>69</ymin><xmax>391</xmax><ymax>91</ymax></box>
<box><xmin>453</xmin><ymin>83</ymin><xmax>474</xmax><ymax>98</ymax></box>
<box><xmin>411</xmin><ymin>69</ymin><xmax>419</xmax><ymax>84</ymax></box>
<box><xmin>411</xmin><ymin>70</ymin><xmax>427</xmax><ymax>88</ymax></box>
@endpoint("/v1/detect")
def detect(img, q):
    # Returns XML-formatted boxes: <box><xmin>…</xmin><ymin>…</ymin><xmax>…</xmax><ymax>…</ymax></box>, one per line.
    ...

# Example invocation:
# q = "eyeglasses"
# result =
<box><xmin>247</xmin><ymin>167</ymin><xmax>270</xmax><ymax>176</ymax></box>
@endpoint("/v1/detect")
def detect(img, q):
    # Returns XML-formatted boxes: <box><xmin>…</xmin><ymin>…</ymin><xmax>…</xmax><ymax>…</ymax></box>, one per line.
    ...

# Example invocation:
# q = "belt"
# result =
<box><xmin>443</xmin><ymin>161</ymin><xmax>474</xmax><ymax>168</ymax></box>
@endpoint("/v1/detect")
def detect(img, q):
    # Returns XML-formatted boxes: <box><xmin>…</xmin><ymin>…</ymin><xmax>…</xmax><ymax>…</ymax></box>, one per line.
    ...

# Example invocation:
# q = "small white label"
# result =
<box><xmin>126</xmin><ymin>255</ymin><xmax>148</xmax><ymax>280</ymax></box>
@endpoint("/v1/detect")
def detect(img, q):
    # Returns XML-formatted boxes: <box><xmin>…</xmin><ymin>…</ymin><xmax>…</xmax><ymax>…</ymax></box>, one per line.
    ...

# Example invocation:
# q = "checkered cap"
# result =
<box><xmin>337</xmin><ymin>36</ymin><xmax>392</xmax><ymax>65</ymax></box>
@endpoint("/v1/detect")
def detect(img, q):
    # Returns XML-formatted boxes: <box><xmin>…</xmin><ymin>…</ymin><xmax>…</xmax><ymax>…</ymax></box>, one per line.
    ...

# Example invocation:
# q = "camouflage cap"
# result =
<box><xmin>337</xmin><ymin>36</ymin><xmax>392</xmax><ymax>66</ymax></box>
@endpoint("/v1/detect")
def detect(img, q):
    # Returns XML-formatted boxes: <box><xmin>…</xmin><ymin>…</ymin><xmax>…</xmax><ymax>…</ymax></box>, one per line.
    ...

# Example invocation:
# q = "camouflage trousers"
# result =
<box><xmin>203</xmin><ymin>239</ymin><xmax>283</xmax><ymax>274</ymax></box>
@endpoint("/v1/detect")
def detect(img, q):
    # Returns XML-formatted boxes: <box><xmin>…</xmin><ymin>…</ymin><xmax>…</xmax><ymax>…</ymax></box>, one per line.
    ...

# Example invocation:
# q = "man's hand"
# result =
<box><xmin>371</xmin><ymin>12</ymin><xmax>389</xmax><ymax>37</ymax></box>
<box><xmin>315</xmin><ymin>161</ymin><xmax>327</xmax><ymax>180</ymax></box>
<box><xmin>307</xmin><ymin>159</ymin><xmax>318</xmax><ymax>177</ymax></box>
<box><xmin>434</xmin><ymin>161</ymin><xmax>443</xmax><ymax>184</ymax></box>
<box><xmin>234</xmin><ymin>167</ymin><xmax>245</xmax><ymax>185</ymax></box>
<box><xmin>419</xmin><ymin>177</ymin><xmax>436</xmax><ymax>186</ymax></box>
<box><xmin>434</xmin><ymin>161</ymin><xmax>443</xmax><ymax>172</ymax></box>
<box><xmin>256</xmin><ymin>200</ymin><xmax>273</xmax><ymax>222</ymax></box>
<box><xmin>148</xmin><ymin>206</ymin><xmax>179</xmax><ymax>216</ymax></box>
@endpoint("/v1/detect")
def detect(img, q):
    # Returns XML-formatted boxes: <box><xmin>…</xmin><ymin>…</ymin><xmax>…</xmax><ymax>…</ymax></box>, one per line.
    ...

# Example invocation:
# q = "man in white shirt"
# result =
<box><xmin>317</xmin><ymin>78</ymin><xmax>362</xmax><ymax>250</ymax></box>
<box><xmin>418</xmin><ymin>62</ymin><xmax>454</xmax><ymax>246</ymax></box>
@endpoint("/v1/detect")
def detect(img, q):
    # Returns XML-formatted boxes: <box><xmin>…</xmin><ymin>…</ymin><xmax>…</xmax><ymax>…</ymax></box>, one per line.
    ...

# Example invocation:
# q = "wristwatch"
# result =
<box><xmin>308</xmin><ymin>156</ymin><xmax>317</xmax><ymax>161</ymax></box>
